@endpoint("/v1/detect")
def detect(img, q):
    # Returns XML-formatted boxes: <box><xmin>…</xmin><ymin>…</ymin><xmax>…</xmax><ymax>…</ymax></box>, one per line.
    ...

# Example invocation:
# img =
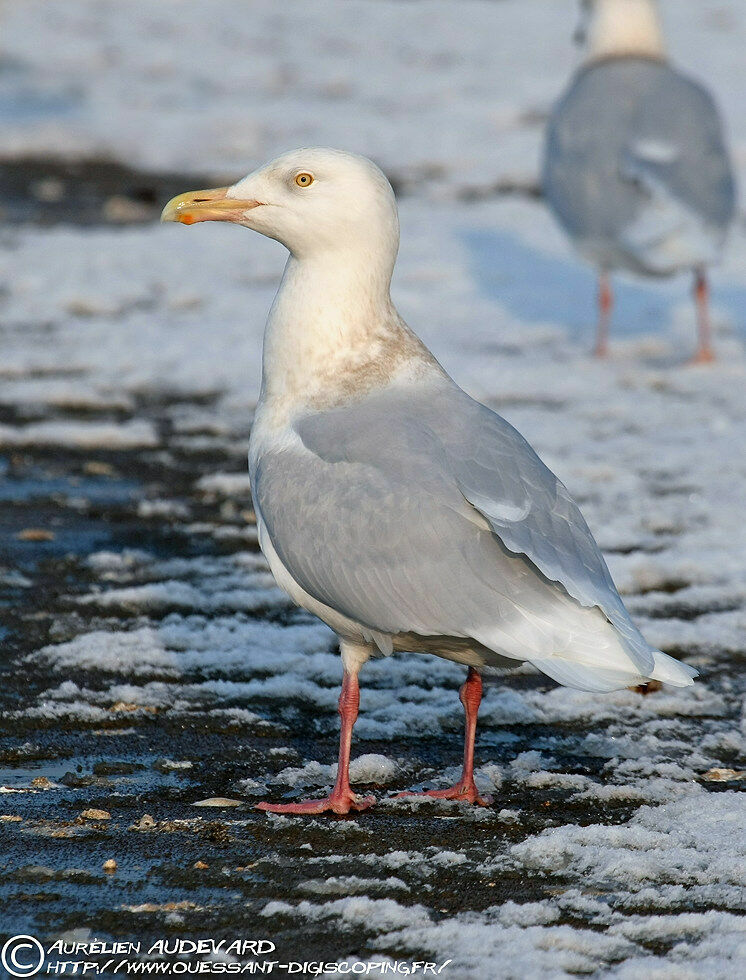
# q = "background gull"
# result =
<box><xmin>543</xmin><ymin>0</ymin><xmax>736</xmax><ymax>361</ymax></box>
<box><xmin>162</xmin><ymin>147</ymin><xmax>696</xmax><ymax>816</ymax></box>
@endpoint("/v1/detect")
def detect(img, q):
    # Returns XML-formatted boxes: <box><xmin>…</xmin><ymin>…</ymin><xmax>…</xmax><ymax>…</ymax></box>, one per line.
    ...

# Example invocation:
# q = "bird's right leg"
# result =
<box><xmin>256</xmin><ymin>640</ymin><xmax>375</xmax><ymax>816</ymax></box>
<box><xmin>690</xmin><ymin>269</ymin><xmax>715</xmax><ymax>364</ymax></box>
<box><xmin>594</xmin><ymin>270</ymin><xmax>612</xmax><ymax>358</ymax></box>
<box><xmin>396</xmin><ymin>667</ymin><xmax>492</xmax><ymax>806</ymax></box>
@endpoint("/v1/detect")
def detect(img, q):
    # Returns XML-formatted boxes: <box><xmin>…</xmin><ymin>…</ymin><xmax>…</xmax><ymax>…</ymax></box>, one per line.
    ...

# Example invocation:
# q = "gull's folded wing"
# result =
<box><xmin>617</xmin><ymin>68</ymin><xmax>735</xmax><ymax>271</ymax></box>
<box><xmin>253</xmin><ymin>378</ymin><xmax>662</xmax><ymax>682</ymax></box>
<box><xmin>428</xmin><ymin>382</ymin><xmax>655</xmax><ymax>674</ymax></box>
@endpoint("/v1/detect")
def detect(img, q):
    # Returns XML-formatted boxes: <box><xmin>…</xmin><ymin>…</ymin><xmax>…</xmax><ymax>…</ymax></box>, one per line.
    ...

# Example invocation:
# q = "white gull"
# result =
<box><xmin>162</xmin><ymin>147</ymin><xmax>696</xmax><ymax>815</ymax></box>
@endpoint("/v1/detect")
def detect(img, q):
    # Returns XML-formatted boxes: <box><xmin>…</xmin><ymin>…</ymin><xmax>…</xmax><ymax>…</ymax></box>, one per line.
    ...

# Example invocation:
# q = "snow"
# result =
<box><xmin>1</xmin><ymin>0</ymin><xmax>745</xmax><ymax>197</ymax></box>
<box><xmin>511</xmin><ymin>793</ymin><xmax>746</xmax><ymax>891</ymax></box>
<box><xmin>297</xmin><ymin>876</ymin><xmax>410</xmax><ymax>896</ymax></box>
<box><xmin>267</xmin><ymin>755</ymin><xmax>400</xmax><ymax>790</ymax></box>
<box><xmin>0</xmin><ymin>419</ymin><xmax>158</xmax><ymax>449</ymax></box>
<box><xmin>195</xmin><ymin>472</ymin><xmax>253</xmax><ymax>496</ymax></box>
<box><xmin>348</xmin><ymin>754</ymin><xmax>401</xmax><ymax>785</ymax></box>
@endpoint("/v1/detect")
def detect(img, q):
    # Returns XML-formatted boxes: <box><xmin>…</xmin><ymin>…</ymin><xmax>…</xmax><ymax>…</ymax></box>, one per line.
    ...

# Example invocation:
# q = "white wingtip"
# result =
<box><xmin>529</xmin><ymin>648</ymin><xmax>697</xmax><ymax>693</ymax></box>
<box><xmin>650</xmin><ymin>650</ymin><xmax>698</xmax><ymax>688</ymax></box>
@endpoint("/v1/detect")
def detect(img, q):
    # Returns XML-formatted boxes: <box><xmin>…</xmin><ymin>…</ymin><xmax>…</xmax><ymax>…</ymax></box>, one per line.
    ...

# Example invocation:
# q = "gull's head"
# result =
<box><xmin>575</xmin><ymin>0</ymin><xmax>665</xmax><ymax>61</ymax></box>
<box><xmin>161</xmin><ymin>147</ymin><xmax>399</xmax><ymax>262</ymax></box>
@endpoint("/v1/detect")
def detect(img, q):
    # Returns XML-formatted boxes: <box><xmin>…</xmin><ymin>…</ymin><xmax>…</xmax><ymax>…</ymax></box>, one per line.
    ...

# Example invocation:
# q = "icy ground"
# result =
<box><xmin>1</xmin><ymin>1</ymin><xmax>746</xmax><ymax>977</ymax></box>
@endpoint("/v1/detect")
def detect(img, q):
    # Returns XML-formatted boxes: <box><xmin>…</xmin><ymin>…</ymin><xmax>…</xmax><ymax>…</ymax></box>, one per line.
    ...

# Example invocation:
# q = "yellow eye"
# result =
<box><xmin>295</xmin><ymin>172</ymin><xmax>314</xmax><ymax>187</ymax></box>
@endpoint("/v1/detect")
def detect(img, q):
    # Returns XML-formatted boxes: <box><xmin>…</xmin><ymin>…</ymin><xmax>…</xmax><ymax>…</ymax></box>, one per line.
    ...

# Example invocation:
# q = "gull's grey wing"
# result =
<box><xmin>432</xmin><ymin>384</ymin><xmax>654</xmax><ymax>674</ymax></box>
<box><xmin>544</xmin><ymin>58</ymin><xmax>735</xmax><ymax>273</ymax></box>
<box><xmin>253</xmin><ymin>378</ymin><xmax>655</xmax><ymax>677</ymax></box>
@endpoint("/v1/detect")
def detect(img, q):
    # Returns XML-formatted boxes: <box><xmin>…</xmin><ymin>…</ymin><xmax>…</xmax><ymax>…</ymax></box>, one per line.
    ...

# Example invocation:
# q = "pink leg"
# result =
<box><xmin>594</xmin><ymin>271</ymin><xmax>612</xmax><ymax>358</ymax></box>
<box><xmin>397</xmin><ymin>668</ymin><xmax>492</xmax><ymax>806</ymax></box>
<box><xmin>689</xmin><ymin>270</ymin><xmax>715</xmax><ymax>364</ymax></box>
<box><xmin>256</xmin><ymin>666</ymin><xmax>375</xmax><ymax>816</ymax></box>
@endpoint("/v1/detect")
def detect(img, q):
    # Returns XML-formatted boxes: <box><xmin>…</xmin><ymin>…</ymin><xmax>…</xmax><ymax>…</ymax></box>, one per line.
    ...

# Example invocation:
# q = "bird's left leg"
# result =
<box><xmin>594</xmin><ymin>270</ymin><xmax>613</xmax><ymax>358</ymax></box>
<box><xmin>256</xmin><ymin>640</ymin><xmax>375</xmax><ymax>816</ymax></box>
<box><xmin>397</xmin><ymin>667</ymin><xmax>492</xmax><ymax>806</ymax></box>
<box><xmin>690</xmin><ymin>269</ymin><xmax>716</xmax><ymax>364</ymax></box>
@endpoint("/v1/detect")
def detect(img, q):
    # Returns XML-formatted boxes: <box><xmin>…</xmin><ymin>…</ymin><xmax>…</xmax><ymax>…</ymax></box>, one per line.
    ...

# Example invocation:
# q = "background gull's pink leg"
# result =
<box><xmin>690</xmin><ymin>269</ymin><xmax>715</xmax><ymax>364</ymax></box>
<box><xmin>594</xmin><ymin>270</ymin><xmax>612</xmax><ymax>358</ymax></box>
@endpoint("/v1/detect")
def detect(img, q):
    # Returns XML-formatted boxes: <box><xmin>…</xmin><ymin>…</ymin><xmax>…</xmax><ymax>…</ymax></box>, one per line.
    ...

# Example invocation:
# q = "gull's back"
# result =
<box><xmin>543</xmin><ymin>57</ymin><xmax>735</xmax><ymax>276</ymax></box>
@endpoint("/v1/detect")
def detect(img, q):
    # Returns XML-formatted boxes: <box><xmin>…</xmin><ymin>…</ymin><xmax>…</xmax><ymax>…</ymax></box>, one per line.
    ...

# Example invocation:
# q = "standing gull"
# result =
<box><xmin>544</xmin><ymin>0</ymin><xmax>735</xmax><ymax>361</ymax></box>
<box><xmin>162</xmin><ymin>148</ymin><xmax>696</xmax><ymax>815</ymax></box>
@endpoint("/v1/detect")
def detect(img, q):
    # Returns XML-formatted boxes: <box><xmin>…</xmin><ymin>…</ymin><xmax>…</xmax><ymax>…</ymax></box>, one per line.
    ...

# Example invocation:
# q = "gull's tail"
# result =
<box><xmin>529</xmin><ymin>647</ymin><xmax>697</xmax><ymax>694</ymax></box>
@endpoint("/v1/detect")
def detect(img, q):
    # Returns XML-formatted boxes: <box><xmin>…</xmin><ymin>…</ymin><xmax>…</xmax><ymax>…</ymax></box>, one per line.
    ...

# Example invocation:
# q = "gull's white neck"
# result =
<box><xmin>258</xmin><ymin>250</ymin><xmax>437</xmax><ymax>420</ymax></box>
<box><xmin>586</xmin><ymin>0</ymin><xmax>665</xmax><ymax>63</ymax></box>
